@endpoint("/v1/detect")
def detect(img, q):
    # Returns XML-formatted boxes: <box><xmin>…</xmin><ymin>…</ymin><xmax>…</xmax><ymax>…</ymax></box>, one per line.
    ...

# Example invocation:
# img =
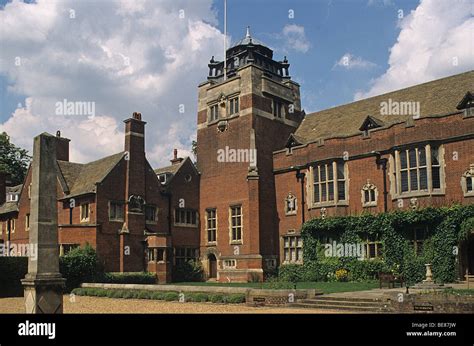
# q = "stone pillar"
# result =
<box><xmin>22</xmin><ymin>133</ymin><xmax>65</xmax><ymax>314</ymax></box>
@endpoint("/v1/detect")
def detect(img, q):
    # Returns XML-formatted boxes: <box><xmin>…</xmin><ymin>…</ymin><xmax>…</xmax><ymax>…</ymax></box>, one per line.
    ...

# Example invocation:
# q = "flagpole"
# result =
<box><xmin>224</xmin><ymin>0</ymin><xmax>227</xmax><ymax>81</ymax></box>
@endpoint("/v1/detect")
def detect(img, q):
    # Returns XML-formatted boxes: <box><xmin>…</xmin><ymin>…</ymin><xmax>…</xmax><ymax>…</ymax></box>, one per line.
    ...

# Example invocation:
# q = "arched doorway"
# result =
<box><xmin>208</xmin><ymin>254</ymin><xmax>217</xmax><ymax>279</ymax></box>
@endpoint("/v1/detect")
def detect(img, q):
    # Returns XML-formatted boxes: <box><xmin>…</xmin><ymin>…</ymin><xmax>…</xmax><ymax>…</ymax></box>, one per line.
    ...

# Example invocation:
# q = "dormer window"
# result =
<box><xmin>456</xmin><ymin>91</ymin><xmax>474</xmax><ymax>117</ymax></box>
<box><xmin>359</xmin><ymin>115</ymin><xmax>383</xmax><ymax>137</ymax></box>
<box><xmin>6</xmin><ymin>194</ymin><xmax>18</xmax><ymax>202</ymax></box>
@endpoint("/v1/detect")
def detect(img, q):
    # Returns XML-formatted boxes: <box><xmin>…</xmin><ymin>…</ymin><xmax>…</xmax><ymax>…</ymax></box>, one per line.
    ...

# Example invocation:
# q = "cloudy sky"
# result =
<box><xmin>0</xmin><ymin>0</ymin><xmax>473</xmax><ymax>167</ymax></box>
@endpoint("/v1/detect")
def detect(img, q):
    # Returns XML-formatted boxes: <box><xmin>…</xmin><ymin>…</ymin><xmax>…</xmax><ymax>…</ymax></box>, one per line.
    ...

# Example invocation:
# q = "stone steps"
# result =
<box><xmin>292</xmin><ymin>296</ymin><xmax>390</xmax><ymax>312</ymax></box>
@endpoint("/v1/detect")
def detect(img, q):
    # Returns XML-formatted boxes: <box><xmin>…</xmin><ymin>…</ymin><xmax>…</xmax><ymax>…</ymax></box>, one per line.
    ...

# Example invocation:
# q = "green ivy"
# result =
<box><xmin>300</xmin><ymin>204</ymin><xmax>474</xmax><ymax>284</ymax></box>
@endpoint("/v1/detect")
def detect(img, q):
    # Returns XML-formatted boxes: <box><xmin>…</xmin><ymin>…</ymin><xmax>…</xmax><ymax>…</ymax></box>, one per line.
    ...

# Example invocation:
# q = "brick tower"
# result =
<box><xmin>196</xmin><ymin>27</ymin><xmax>304</xmax><ymax>282</ymax></box>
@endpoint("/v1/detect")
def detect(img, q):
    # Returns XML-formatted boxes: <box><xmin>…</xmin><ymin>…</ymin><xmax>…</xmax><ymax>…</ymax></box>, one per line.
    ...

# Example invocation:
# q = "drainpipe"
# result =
<box><xmin>296</xmin><ymin>170</ymin><xmax>306</xmax><ymax>225</ymax></box>
<box><xmin>374</xmin><ymin>152</ymin><xmax>389</xmax><ymax>213</ymax></box>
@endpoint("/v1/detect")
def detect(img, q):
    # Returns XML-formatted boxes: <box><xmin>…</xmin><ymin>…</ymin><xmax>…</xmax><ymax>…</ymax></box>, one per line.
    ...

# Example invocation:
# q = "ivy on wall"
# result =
<box><xmin>300</xmin><ymin>204</ymin><xmax>474</xmax><ymax>284</ymax></box>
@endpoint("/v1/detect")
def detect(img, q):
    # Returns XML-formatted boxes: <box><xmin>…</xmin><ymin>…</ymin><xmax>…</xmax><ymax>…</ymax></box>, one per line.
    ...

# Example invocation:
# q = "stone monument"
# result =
<box><xmin>21</xmin><ymin>133</ymin><xmax>65</xmax><ymax>313</ymax></box>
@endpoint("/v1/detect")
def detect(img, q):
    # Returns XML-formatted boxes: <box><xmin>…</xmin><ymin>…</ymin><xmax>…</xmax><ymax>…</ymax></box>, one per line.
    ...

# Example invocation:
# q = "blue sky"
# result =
<box><xmin>0</xmin><ymin>0</ymin><xmax>472</xmax><ymax>166</ymax></box>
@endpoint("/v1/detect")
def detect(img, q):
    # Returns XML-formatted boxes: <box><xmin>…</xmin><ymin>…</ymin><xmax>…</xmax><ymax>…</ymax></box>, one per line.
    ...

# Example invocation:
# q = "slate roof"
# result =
<box><xmin>6</xmin><ymin>184</ymin><xmax>22</xmax><ymax>194</ymax></box>
<box><xmin>294</xmin><ymin>70</ymin><xmax>474</xmax><ymax>144</ymax></box>
<box><xmin>57</xmin><ymin>152</ymin><xmax>125</xmax><ymax>198</ymax></box>
<box><xmin>0</xmin><ymin>202</ymin><xmax>18</xmax><ymax>215</ymax></box>
<box><xmin>0</xmin><ymin>184</ymin><xmax>22</xmax><ymax>215</ymax></box>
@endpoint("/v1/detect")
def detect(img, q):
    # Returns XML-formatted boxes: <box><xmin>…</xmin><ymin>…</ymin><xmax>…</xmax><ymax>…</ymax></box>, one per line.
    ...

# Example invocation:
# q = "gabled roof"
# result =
<box><xmin>0</xmin><ymin>202</ymin><xmax>18</xmax><ymax>215</ymax></box>
<box><xmin>154</xmin><ymin>157</ymin><xmax>198</xmax><ymax>186</ymax></box>
<box><xmin>294</xmin><ymin>70</ymin><xmax>474</xmax><ymax>144</ymax></box>
<box><xmin>57</xmin><ymin>152</ymin><xmax>125</xmax><ymax>198</ymax></box>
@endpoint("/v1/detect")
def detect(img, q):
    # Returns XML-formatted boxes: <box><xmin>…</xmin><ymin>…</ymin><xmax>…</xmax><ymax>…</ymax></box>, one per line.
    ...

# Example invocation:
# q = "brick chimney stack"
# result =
<box><xmin>55</xmin><ymin>130</ymin><xmax>70</xmax><ymax>161</ymax></box>
<box><xmin>170</xmin><ymin>148</ymin><xmax>184</xmax><ymax>165</ymax></box>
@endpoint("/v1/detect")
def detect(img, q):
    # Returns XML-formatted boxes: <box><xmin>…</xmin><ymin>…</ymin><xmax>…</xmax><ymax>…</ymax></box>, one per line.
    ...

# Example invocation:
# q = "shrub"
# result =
<box><xmin>192</xmin><ymin>293</ymin><xmax>209</xmax><ymax>302</ymax></box>
<box><xmin>151</xmin><ymin>292</ymin><xmax>165</xmax><ymax>300</ymax></box>
<box><xmin>100</xmin><ymin>272</ymin><xmax>157</xmax><ymax>285</ymax></box>
<box><xmin>209</xmin><ymin>294</ymin><xmax>224</xmax><ymax>303</ymax></box>
<box><xmin>278</xmin><ymin>264</ymin><xmax>304</xmax><ymax>283</ymax></box>
<box><xmin>60</xmin><ymin>244</ymin><xmax>103</xmax><ymax>292</ymax></box>
<box><xmin>172</xmin><ymin>260</ymin><xmax>204</xmax><ymax>282</ymax></box>
<box><xmin>265</xmin><ymin>276</ymin><xmax>294</xmax><ymax>289</ymax></box>
<box><xmin>164</xmin><ymin>292</ymin><xmax>179</xmax><ymax>301</ymax></box>
<box><xmin>225</xmin><ymin>294</ymin><xmax>246</xmax><ymax>304</ymax></box>
<box><xmin>0</xmin><ymin>256</ymin><xmax>28</xmax><ymax>297</ymax></box>
<box><xmin>121</xmin><ymin>290</ymin><xmax>137</xmax><ymax>299</ymax></box>
<box><xmin>95</xmin><ymin>288</ymin><xmax>108</xmax><ymax>297</ymax></box>
<box><xmin>137</xmin><ymin>290</ymin><xmax>151</xmax><ymax>299</ymax></box>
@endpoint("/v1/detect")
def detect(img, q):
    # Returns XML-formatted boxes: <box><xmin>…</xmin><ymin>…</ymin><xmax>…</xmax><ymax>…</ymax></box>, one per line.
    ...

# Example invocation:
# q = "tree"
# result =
<box><xmin>0</xmin><ymin>132</ymin><xmax>31</xmax><ymax>186</ymax></box>
<box><xmin>191</xmin><ymin>140</ymin><xmax>197</xmax><ymax>160</ymax></box>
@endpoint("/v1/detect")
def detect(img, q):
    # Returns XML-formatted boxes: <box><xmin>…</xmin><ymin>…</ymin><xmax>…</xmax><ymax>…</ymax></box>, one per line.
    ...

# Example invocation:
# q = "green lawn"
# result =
<box><xmin>173</xmin><ymin>281</ymin><xmax>379</xmax><ymax>294</ymax></box>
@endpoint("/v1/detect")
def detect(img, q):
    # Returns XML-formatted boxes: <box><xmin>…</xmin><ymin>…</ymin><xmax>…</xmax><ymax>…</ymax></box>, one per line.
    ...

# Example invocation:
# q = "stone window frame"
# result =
<box><xmin>361</xmin><ymin>182</ymin><xmax>378</xmax><ymax>207</ymax></box>
<box><xmin>5</xmin><ymin>218</ymin><xmax>15</xmax><ymax>234</ymax></box>
<box><xmin>205</xmin><ymin>208</ymin><xmax>217</xmax><ymax>244</ymax></box>
<box><xmin>308</xmin><ymin>161</ymin><xmax>349</xmax><ymax>208</ymax></box>
<box><xmin>389</xmin><ymin>144</ymin><xmax>445</xmax><ymax>199</ymax></box>
<box><xmin>147</xmin><ymin>247</ymin><xmax>166</xmax><ymax>263</ymax></box>
<box><xmin>59</xmin><ymin>243</ymin><xmax>79</xmax><ymax>256</ymax></box>
<box><xmin>228</xmin><ymin>96</ymin><xmax>240</xmax><ymax>116</ymax></box>
<box><xmin>229</xmin><ymin>204</ymin><xmax>243</xmax><ymax>245</ymax></box>
<box><xmin>80</xmin><ymin>203</ymin><xmax>90</xmax><ymax>223</ymax></box>
<box><xmin>461</xmin><ymin>164</ymin><xmax>474</xmax><ymax>197</ymax></box>
<box><xmin>174</xmin><ymin>208</ymin><xmax>198</xmax><ymax>228</ymax></box>
<box><xmin>223</xmin><ymin>259</ymin><xmax>237</xmax><ymax>269</ymax></box>
<box><xmin>284</xmin><ymin>192</ymin><xmax>297</xmax><ymax>215</ymax></box>
<box><xmin>108</xmin><ymin>200</ymin><xmax>124</xmax><ymax>222</ymax></box>
<box><xmin>363</xmin><ymin>234</ymin><xmax>383</xmax><ymax>260</ymax></box>
<box><xmin>409</xmin><ymin>227</ymin><xmax>427</xmax><ymax>256</ymax></box>
<box><xmin>283</xmin><ymin>234</ymin><xmax>303</xmax><ymax>264</ymax></box>
<box><xmin>174</xmin><ymin>247</ymin><xmax>198</xmax><ymax>265</ymax></box>
<box><xmin>25</xmin><ymin>214</ymin><xmax>30</xmax><ymax>232</ymax></box>
<box><xmin>272</xmin><ymin>98</ymin><xmax>284</xmax><ymax>118</ymax></box>
<box><xmin>208</xmin><ymin>103</ymin><xmax>219</xmax><ymax>123</ymax></box>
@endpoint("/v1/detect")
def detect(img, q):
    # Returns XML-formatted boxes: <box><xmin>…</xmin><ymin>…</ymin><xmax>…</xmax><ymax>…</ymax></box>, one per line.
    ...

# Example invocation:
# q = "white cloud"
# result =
<box><xmin>0</xmin><ymin>0</ymin><xmax>224</xmax><ymax>167</ymax></box>
<box><xmin>355</xmin><ymin>0</ymin><xmax>474</xmax><ymax>100</ymax></box>
<box><xmin>333</xmin><ymin>53</ymin><xmax>377</xmax><ymax>70</ymax></box>
<box><xmin>281</xmin><ymin>24</ymin><xmax>311</xmax><ymax>53</ymax></box>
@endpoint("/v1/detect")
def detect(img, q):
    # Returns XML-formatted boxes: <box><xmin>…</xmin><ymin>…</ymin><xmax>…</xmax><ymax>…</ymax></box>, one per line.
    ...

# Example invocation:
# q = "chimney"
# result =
<box><xmin>170</xmin><ymin>148</ymin><xmax>184</xmax><ymax>165</ymax></box>
<box><xmin>0</xmin><ymin>172</ymin><xmax>6</xmax><ymax>205</ymax></box>
<box><xmin>124</xmin><ymin>112</ymin><xmax>146</xmax><ymax>155</ymax></box>
<box><xmin>55</xmin><ymin>130</ymin><xmax>70</xmax><ymax>161</ymax></box>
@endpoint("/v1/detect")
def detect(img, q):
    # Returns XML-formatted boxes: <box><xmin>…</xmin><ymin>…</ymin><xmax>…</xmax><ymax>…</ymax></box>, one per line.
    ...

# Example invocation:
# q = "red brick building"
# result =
<box><xmin>1</xmin><ymin>29</ymin><xmax>473</xmax><ymax>282</ymax></box>
<box><xmin>0</xmin><ymin>113</ymin><xmax>200</xmax><ymax>283</ymax></box>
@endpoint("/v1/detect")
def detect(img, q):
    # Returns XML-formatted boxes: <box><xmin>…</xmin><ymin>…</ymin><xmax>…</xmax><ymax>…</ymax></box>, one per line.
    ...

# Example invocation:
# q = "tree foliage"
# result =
<box><xmin>0</xmin><ymin>132</ymin><xmax>31</xmax><ymax>186</ymax></box>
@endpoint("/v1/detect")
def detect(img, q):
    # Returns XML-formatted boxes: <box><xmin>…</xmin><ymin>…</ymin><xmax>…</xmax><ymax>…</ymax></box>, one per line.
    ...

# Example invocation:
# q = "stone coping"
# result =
<box><xmin>81</xmin><ymin>283</ymin><xmax>318</xmax><ymax>298</ymax></box>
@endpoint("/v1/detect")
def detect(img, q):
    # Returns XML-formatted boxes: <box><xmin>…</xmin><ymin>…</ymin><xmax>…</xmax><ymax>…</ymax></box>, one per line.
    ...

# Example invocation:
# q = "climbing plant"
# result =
<box><xmin>300</xmin><ymin>204</ymin><xmax>474</xmax><ymax>284</ymax></box>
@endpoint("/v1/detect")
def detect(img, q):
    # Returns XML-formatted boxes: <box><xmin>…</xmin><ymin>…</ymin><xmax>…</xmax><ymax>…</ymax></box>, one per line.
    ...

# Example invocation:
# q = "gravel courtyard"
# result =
<box><xmin>0</xmin><ymin>295</ymin><xmax>341</xmax><ymax>314</ymax></box>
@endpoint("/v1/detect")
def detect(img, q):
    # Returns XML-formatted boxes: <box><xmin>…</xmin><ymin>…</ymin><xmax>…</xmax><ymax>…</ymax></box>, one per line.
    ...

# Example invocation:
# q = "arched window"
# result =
<box><xmin>361</xmin><ymin>182</ymin><xmax>378</xmax><ymax>207</ymax></box>
<box><xmin>461</xmin><ymin>164</ymin><xmax>474</xmax><ymax>197</ymax></box>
